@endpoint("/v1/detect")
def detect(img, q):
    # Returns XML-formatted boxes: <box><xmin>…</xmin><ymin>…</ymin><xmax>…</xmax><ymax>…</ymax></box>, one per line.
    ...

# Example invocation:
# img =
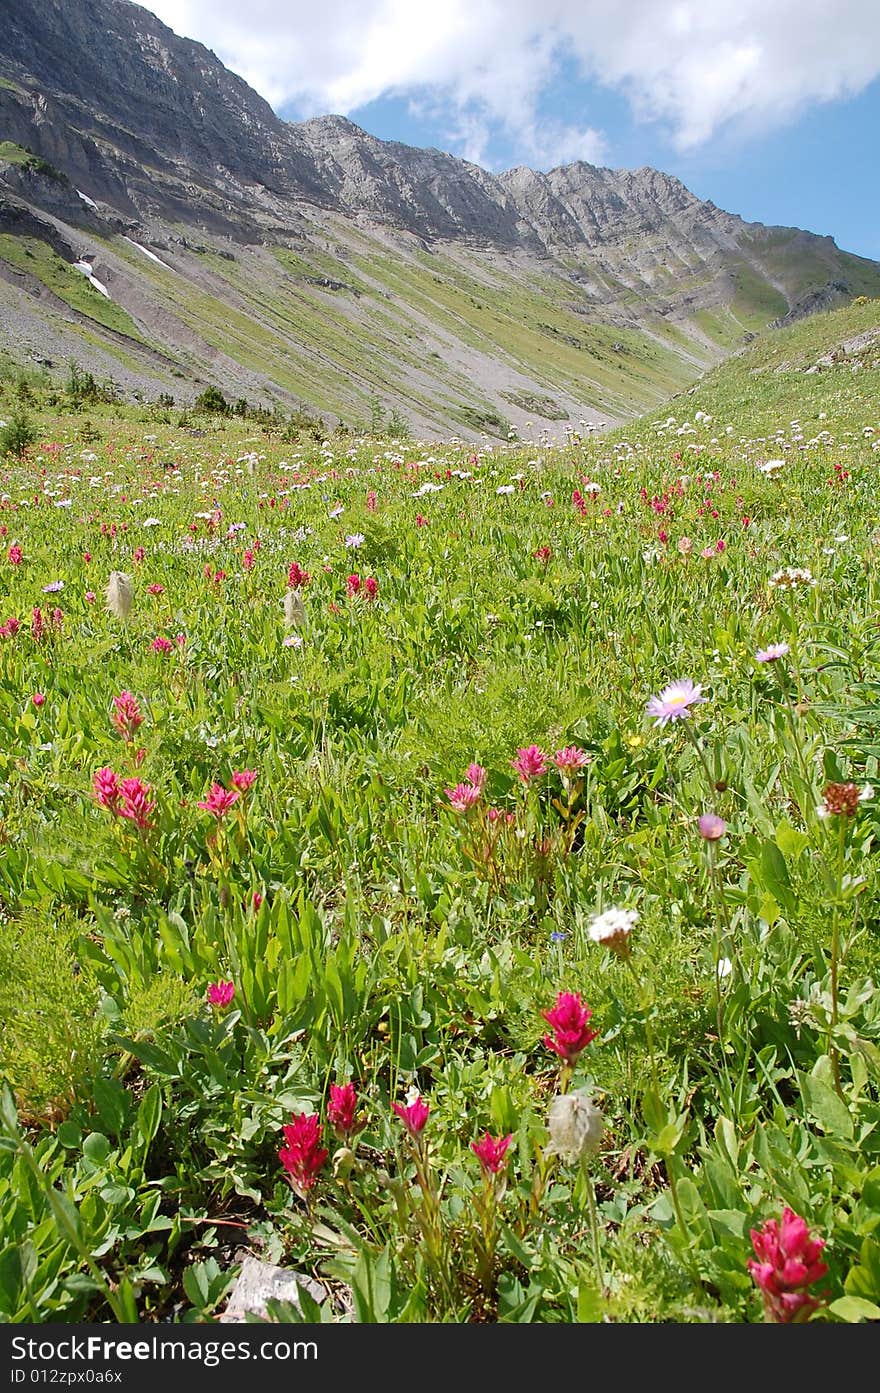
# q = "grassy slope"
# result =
<box><xmin>1</xmin><ymin>200</ymin><xmax>877</xmax><ymax>435</ymax></box>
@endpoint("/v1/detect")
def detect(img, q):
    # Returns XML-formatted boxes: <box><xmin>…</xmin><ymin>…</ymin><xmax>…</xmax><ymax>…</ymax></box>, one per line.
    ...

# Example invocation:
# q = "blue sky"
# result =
<box><xmin>149</xmin><ymin>1</ymin><xmax>880</xmax><ymax>261</ymax></box>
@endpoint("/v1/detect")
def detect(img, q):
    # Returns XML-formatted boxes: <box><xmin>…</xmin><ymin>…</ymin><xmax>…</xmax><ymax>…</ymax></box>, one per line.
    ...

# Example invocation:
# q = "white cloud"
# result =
<box><xmin>145</xmin><ymin>0</ymin><xmax>880</xmax><ymax>166</ymax></box>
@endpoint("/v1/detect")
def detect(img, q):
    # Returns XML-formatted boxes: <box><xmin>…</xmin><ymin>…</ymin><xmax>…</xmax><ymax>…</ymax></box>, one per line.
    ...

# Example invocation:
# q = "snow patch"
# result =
<box><xmin>123</xmin><ymin>236</ymin><xmax>172</xmax><ymax>270</ymax></box>
<box><xmin>76</xmin><ymin>189</ymin><xmax>98</xmax><ymax>210</ymax></box>
<box><xmin>73</xmin><ymin>261</ymin><xmax>111</xmax><ymax>299</ymax></box>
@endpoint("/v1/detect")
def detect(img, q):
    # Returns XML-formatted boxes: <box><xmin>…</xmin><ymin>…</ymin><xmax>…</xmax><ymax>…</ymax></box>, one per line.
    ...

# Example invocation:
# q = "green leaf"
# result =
<box><xmin>137</xmin><ymin>1084</ymin><xmax>163</xmax><ymax>1150</ymax></box>
<box><xmin>800</xmin><ymin>1071</ymin><xmax>854</xmax><ymax>1139</ymax></box>
<box><xmin>775</xmin><ymin>819</ymin><xmax>810</xmax><ymax>860</ymax></box>
<box><xmin>83</xmin><ymin>1132</ymin><xmax>112</xmax><ymax>1165</ymax></box>
<box><xmin>828</xmin><ymin>1295</ymin><xmax>880</xmax><ymax>1322</ymax></box>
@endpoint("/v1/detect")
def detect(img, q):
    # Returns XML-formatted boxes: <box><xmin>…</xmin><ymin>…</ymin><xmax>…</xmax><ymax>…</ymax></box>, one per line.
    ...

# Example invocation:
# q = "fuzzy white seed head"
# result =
<box><xmin>283</xmin><ymin>589</ymin><xmax>305</xmax><ymax>627</ymax></box>
<box><xmin>546</xmin><ymin>1090</ymin><xmax>604</xmax><ymax>1164</ymax></box>
<box><xmin>106</xmin><ymin>570</ymin><xmax>134</xmax><ymax>620</ymax></box>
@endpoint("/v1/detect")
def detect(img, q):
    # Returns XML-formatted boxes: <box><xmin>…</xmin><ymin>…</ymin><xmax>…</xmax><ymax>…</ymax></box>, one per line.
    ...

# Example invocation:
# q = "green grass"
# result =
<box><xmin>0</xmin><ymin>233</ymin><xmax>147</xmax><ymax>340</ymax></box>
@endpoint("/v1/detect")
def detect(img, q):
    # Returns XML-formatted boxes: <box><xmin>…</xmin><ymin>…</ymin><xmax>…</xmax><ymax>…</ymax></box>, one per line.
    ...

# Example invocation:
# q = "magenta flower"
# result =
<box><xmin>150</xmin><ymin>636</ymin><xmax>173</xmax><ymax>654</ymax></box>
<box><xmin>197</xmin><ymin>783</ymin><xmax>240</xmax><ymax>817</ymax></box>
<box><xmin>553</xmin><ymin>746</ymin><xmax>591</xmax><ymax>777</ymax></box>
<box><xmin>392</xmin><ymin>1095</ymin><xmax>430</xmax><ymax>1137</ymax></box>
<box><xmin>327</xmin><ymin>1082</ymin><xmax>361</xmax><ymax>1141</ymax></box>
<box><xmin>541</xmin><ymin>991</ymin><xmax>599</xmax><ymax>1064</ymax></box>
<box><xmin>698</xmin><ymin>813</ymin><xmax>727</xmax><ymax>840</ymax></box>
<box><xmin>93</xmin><ymin>766</ymin><xmax>122</xmax><ymax>811</ymax></box>
<box><xmin>207</xmin><ymin>980</ymin><xmax>235</xmax><ymax>1007</ymax></box>
<box><xmin>346</xmin><ymin>573</ymin><xmax>361</xmax><ymax>596</ymax></box>
<box><xmin>117</xmin><ymin>777</ymin><xmax>156</xmax><ymax>831</ymax></box>
<box><xmin>287</xmin><ymin>561</ymin><xmax>311</xmax><ymax>588</ymax></box>
<box><xmin>32</xmin><ymin>692</ymin><xmax>46</xmax><ymax>708</ymax></box>
<box><xmin>363</xmin><ymin>576</ymin><xmax>378</xmax><ymax>599</ymax></box>
<box><xmin>111</xmin><ymin>690</ymin><xmax>144</xmax><ymax>741</ymax></box>
<box><xmin>444</xmin><ymin>781</ymin><xmax>481</xmax><ymax>812</ymax></box>
<box><xmin>471</xmin><ymin>1131</ymin><xmax>513</xmax><ymax>1175</ymax></box>
<box><xmin>512</xmin><ymin>744</ymin><xmax>547</xmax><ymax>783</ymax></box>
<box><xmin>646</xmin><ymin>678</ymin><xmax>707</xmax><ymax>726</ymax></box>
<box><xmin>747</xmin><ymin>1208</ymin><xmax>828</xmax><ymax>1323</ymax></box>
<box><xmin>464</xmin><ymin>763</ymin><xmax>488</xmax><ymax>792</ymax></box>
<box><xmin>230</xmin><ymin>769</ymin><xmax>258</xmax><ymax>792</ymax></box>
<box><xmin>279</xmin><ymin>1113</ymin><xmax>329</xmax><ymax>1199</ymax></box>
<box><xmin>756</xmin><ymin>643</ymin><xmax>790</xmax><ymax>663</ymax></box>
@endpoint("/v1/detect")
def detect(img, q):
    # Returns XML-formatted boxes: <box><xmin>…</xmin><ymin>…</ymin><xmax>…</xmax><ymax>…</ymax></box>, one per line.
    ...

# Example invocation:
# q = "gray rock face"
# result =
<box><xmin>1</xmin><ymin>0</ymin><xmax>878</xmax><ymax>437</ymax></box>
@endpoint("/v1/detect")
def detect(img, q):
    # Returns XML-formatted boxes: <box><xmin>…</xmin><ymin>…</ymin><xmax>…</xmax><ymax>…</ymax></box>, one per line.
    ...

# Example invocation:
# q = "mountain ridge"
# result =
<box><xmin>1</xmin><ymin>0</ymin><xmax>878</xmax><ymax>438</ymax></box>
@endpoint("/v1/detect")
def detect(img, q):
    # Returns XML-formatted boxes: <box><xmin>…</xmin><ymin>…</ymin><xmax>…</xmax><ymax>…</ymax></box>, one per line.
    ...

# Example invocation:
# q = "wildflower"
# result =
<box><xmin>392</xmin><ymin>1094</ymin><xmax>430</xmax><ymax>1137</ymax></box>
<box><xmin>85</xmin><ymin>591</ymin><xmax>95</xmax><ymax>604</ymax></box>
<box><xmin>545</xmin><ymin>1090</ymin><xmax>604</xmax><ymax>1163</ymax></box>
<box><xmin>756</xmin><ymin>642</ymin><xmax>790</xmax><ymax>662</ymax></box>
<box><xmin>747</xmin><ymin>1208</ymin><xmax>828</xmax><ymax>1323</ymax></box>
<box><xmin>279</xmin><ymin>1113</ymin><xmax>329</xmax><ymax>1199</ymax></box>
<box><xmin>327</xmin><ymin>1082</ymin><xmax>361</xmax><ymax>1141</ymax></box>
<box><xmin>283</xmin><ymin>633</ymin><xmax>304</xmax><ymax>648</ymax></box>
<box><xmin>7</xmin><ymin>545</ymin><xmax>22</xmax><ymax>565</ymax></box>
<box><xmin>31</xmin><ymin>607</ymin><xmax>44</xmax><ymax>642</ymax></box>
<box><xmin>512</xmin><ymin>744</ymin><xmax>547</xmax><ymax>783</ymax></box>
<box><xmin>147</xmin><ymin>583</ymin><xmax>164</xmax><ymax>596</ymax></box>
<box><xmin>769</xmin><ymin>567</ymin><xmax>816</xmax><ymax>589</ymax></box>
<box><xmin>364</xmin><ymin>576</ymin><xmax>378</xmax><ymax>600</ymax></box>
<box><xmin>464</xmin><ymin>763</ymin><xmax>488</xmax><ymax>791</ymax></box>
<box><xmin>757</xmin><ymin>459</ymin><xmax>785</xmax><ymax>476</ymax></box>
<box><xmin>444</xmin><ymin>782</ymin><xmax>481</xmax><ymax>812</ymax></box>
<box><xmin>106</xmin><ymin>571</ymin><xmax>133</xmax><ymax>620</ymax></box>
<box><xmin>346</xmin><ymin>573</ymin><xmax>361</xmax><ymax>597</ymax></box>
<box><xmin>533</xmin><ymin>545</ymin><xmax>552</xmax><ymax>562</ymax></box>
<box><xmin>111</xmin><ymin>690</ymin><xmax>144</xmax><ymax>741</ymax></box>
<box><xmin>230</xmin><ymin>769</ymin><xmax>258</xmax><ymax>792</ymax></box>
<box><xmin>821</xmin><ymin>782</ymin><xmax>862</xmax><ymax>817</ymax></box>
<box><xmin>553</xmin><ymin>746</ymin><xmax>591</xmax><ymax>777</ymax></box>
<box><xmin>287</xmin><ymin>561</ymin><xmax>311</xmax><ymax>588</ymax></box>
<box><xmin>345</xmin><ymin>533</ymin><xmax>365</xmax><ymax>548</ymax></box>
<box><xmin>132</xmin><ymin>547</ymin><xmax>145</xmax><ymax>564</ymax></box>
<box><xmin>43</xmin><ymin>580</ymin><xmax>64</xmax><ymax>593</ymax></box>
<box><xmin>207</xmin><ymin>980</ymin><xmax>235</xmax><ymax>1008</ymax></box>
<box><xmin>588</xmin><ymin>906</ymin><xmax>638</xmax><ymax>956</ymax></box>
<box><xmin>197</xmin><ymin>783</ymin><xmax>240</xmax><ymax>817</ymax></box>
<box><xmin>698</xmin><ymin>813</ymin><xmax>727</xmax><ymax>840</ymax></box>
<box><xmin>32</xmin><ymin>692</ymin><xmax>45</xmax><ymax>707</ymax></box>
<box><xmin>646</xmin><ymin>678</ymin><xmax>707</xmax><ymax>726</ymax></box>
<box><xmin>93</xmin><ymin>767</ymin><xmax>121</xmax><ymax>811</ymax></box>
<box><xmin>150</xmin><ymin>636</ymin><xmax>173</xmax><ymax>654</ymax></box>
<box><xmin>541</xmin><ymin>991</ymin><xmax>599</xmax><ymax>1064</ymax></box>
<box><xmin>471</xmin><ymin>1132</ymin><xmax>513</xmax><ymax>1175</ymax></box>
<box><xmin>117</xmin><ymin>777</ymin><xmax>155</xmax><ymax>831</ymax></box>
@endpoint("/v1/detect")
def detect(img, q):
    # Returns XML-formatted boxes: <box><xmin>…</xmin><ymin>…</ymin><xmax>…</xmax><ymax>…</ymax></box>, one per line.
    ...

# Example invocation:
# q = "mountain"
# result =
<box><xmin>1</xmin><ymin>0</ymin><xmax>878</xmax><ymax>439</ymax></box>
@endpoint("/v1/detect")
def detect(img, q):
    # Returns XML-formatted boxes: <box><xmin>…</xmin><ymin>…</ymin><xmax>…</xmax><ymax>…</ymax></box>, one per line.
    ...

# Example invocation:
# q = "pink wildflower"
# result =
<box><xmin>93</xmin><ymin>767</ymin><xmax>122</xmax><ymax>812</ymax></box>
<box><xmin>150</xmin><ymin>636</ymin><xmax>173</xmax><ymax>654</ymax></box>
<box><xmin>541</xmin><ymin>991</ymin><xmax>599</xmax><ymax>1064</ymax></box>
<box><xmin>512</xmin><ymin>744</ymin><xmax>547</xmax><ymax>783</ymax></box>
<box><xmin>364</xmin><ymin>576</ymin><xmax>378</xmax><ymax>599</ymax></box>
<box><xmin>444</xmin><ymin>781</ymin><xmax>481</xmax><ymax>812</ymax></box>
<box><xmin>471</xmin><ymin>1132</ymin><xmax>513</xmax><ymax>1175</ymax></box>
<box><xmin>747</xmin><ymin>1208</ymin><xmax>828</xmax><ymax>1323</ymax></box>
<box><xmin>117</xmin><ymin>777</ymin><xmax>155</xmax><ymax>831</ymax></box>
<box><xmin>279</xmin><ymin>1114</ymin><xmax>329</xmax><ymax>1199</ymax></box>
<box><xmin>698</xmin><ymin>813</ymin><xmax>727</xmax><ymax>841</ymax></box>
<box><xmin>553</xmin><ymin>746</ymin><xmax>591</xmax><ymax>777</ymax></box>
<box><xmin>393</xmin><ymin>1096</ymin><xmax>430</xmax><ymax>1137</ymax></box>
<box><xmin>230</xmin><ymin>769</ymin><xmax>258</xmax><ymax>792</ymax></box>
<box><xmin>207</xmin><ymin>980</ymin><xmax>235</xmax><ymax>1008</ymax></box>
<box><xmin>464</xmin><ymin>763</ymin><xmax>488</xmax><ymax>792</ymax></box>
<box><xmin>287</xmin><ymin>561</ymin><xmax>311</xmax><ymax>588</ymax></box>
<box><xmin>197</xmin><ymin>783</ymin><xmax>240</xmax><ymax>817</ymax></box>
<box><xmin>32</xmin><ymin>692</ymin><xmax>46</xmax><ymax>707</ymax></box>
<box><xmin>7</xmin><ymin>545</ymin><xmax>22</xmax><ymax>565</ymax></box>
<box><xmin>346</xmin><ymin>573</ymin><xmax>361</xmax><ymax>597</ymax></box>
<box><xmin>327</xmin><ymin>1082</ymin><xmax>361</xmax><ymax>1141</ymax></box>
<box><xmin>111</xmin><ymin>690</ymin><xmax>144</xmax><ymax>741</ymax></box>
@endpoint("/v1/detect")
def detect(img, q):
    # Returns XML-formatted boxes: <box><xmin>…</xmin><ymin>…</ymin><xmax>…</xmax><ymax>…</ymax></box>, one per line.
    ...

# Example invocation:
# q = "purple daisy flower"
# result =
<box><xmin>646</xmin><ymin>678</ymin><xmax>707</xmax><ymax>726</ymax></box>
<box><xmin>756</xmin><ymin>642</ymin><xmax>790</xmax><ymax>663</ymax></box>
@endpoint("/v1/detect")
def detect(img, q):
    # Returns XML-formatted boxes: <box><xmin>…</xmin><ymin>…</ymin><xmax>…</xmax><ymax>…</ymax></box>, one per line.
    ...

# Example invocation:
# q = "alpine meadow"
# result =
<box><xmin>1</xmin><ymin>0</ymin><xmax>880</xmax><ymax>1331</ymax></box>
